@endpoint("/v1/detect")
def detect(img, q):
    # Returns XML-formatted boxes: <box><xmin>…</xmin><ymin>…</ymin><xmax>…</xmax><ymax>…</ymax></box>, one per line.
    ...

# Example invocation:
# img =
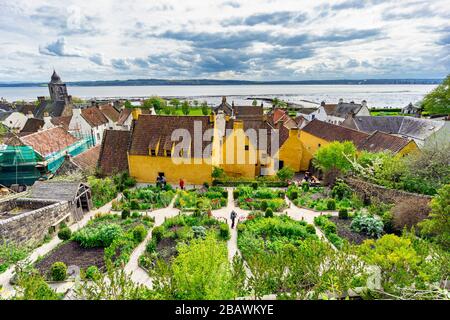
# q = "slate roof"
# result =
<box><xmin>324</xmin><ymin>102</ymin><xmax>363</xmax><ymax>118</ymax></box>
<box><xmin>342</xmin><ymin>116</ymin><xmax>445</xmax><ymax>141</ymax></box>
<box><xmin>302</xmin><ymin>119</ymin><xmax>412</xmax><ymax>154</ymax></box>
<box><xmin>20</xmin><ymin>118</ymin><xmax>45</xmax><ymax>134</ymax></box>
<box><xmin>297</xmin><ymin>107</ymin><xmax>318</xmax><ymax>115</ymax></box>
<box><xmin>0</xmin><ymin>111</ymin><xmax>12</xmax><ymax>121</ymax></box>
<box><xmin>214</xmin><ymin>97</ymin><xmax>233</xmax><ymax>115</ymax></box>
<box><xmin>28</xmin><ymin>181</ymin><xmax>83</xmax><ymax>201</ymax></box>
<box><xmin>51</xmin><ymin>116</ymin><xmax>72</xmax><ymax>130</ymax></box>
<box><xmin>16</xmin><ymin>104</ymin><xmax>36</xmax><ymax>115</ymax></box>
<box><xmin>98</xmin><ymin>130</ymin><xmax>130</xmax><ymax>175</ymax></box>
<box><xmin>99</xmin><ymin>104</ymin><xmax>120</xmax><ymax>122</ymax></box>
<box><xmin>234</xmin><ymin>106</ymin><xmax>264</xmax><ymax>118</ymax></box>
<box><xmin>19</xmin><ymin>127</ymin><xmax>79</xmax><ymax>157</ymax></box>
<box><xmin>34</xmin><ymin>100</ymin><xmax>69</xmax><ymax>118</ymax></box>
<box><xmin>72</xmin><ymin>145</ymin><xmax>100</xmax><ymax>172</ymax></box>
<box><xmin>129</xmin><ymin>115</ymin><xmax>214</xmax><ymax>157</ymax></box>
<box><xmin>81</xmin><ymin>107</ymin><xmax>109</xmax><ymax>127</ymax></box>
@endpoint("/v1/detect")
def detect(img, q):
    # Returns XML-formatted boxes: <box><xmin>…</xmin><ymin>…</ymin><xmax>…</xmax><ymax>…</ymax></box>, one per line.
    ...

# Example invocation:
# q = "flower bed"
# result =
<box><xmin>112</xmin><ymin>185</ymin><xmax>175</xmax><ymax>212</ymax></box>
<box><xmin>139</xmin><ymin>214</ymin><xmax>229</xmax><ymax>271</ymax></box>
<box><xmin>287</xmin><ymin>182</ymin><xmax>362</xmax><ymax>212</ymax></box>
<box><xmin>35</xmin><ymin>213</ymin><xmax>153</xmax><ymax>280</ymax></box>
<box><xmin>235</xmin><ymin>186</ymin><xmax>287</xmax><ymax>211</ymax></box>
<box><xmin>174</xmin><ymin>187</ymin><xmax>227</xmax><ymax>211</ymax></box>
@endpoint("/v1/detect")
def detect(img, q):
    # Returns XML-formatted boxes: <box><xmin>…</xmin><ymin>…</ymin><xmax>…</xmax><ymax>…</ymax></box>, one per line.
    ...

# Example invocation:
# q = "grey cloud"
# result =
<box><xmin>39</xmin><ymin>37</ymin><xmax>83</xmax><ymax>57</ymax></box>
<box><xmin>111</xmin><ymin>58</ymin><xmax>132</xmax><ymax>70</ymax></box>
<box><xmin>224</xmin><ymin>11</ymin><xmax>308</xmax><ymax>26</ymax></box>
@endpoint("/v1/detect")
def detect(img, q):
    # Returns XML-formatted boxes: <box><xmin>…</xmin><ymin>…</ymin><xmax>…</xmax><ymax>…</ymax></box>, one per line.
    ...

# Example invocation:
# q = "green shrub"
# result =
<box><xmin>252</xmin><ymin>182</ymin><xmax>258</xmax><ymax>190</ymax></box>
<box><xmin>290</xmin><ymin>190</ymin><xmax>298</xmax><ymax>200</ymax></box>
<box><xmin>351</xmin><ymin>214</ymin><xmax>384</xmax><ymax>238</ymax></box>
<box><xmin>277</xmin><ymin>166</ymin><xmax>295</xmax><ymax>181</ymax></box>
<box><xmin>73</xmin><ymin>224</ymin><xmax>123</xmax><ymax>248</ymax></box>
<box><xmin>152</xmin><ymin>226</ymin><xmax>164</xmax><ymax>243</ymax></box>
<box><xmin>265</xmin><ymin>208</ymin><xmax>274</xmax><ymax>218</ymax></box>
<box><xmin>192</xmin><ymin>226</ymin><xmax>207</xmax><ymax>239</ymax></box>
<box><xmin>306</xmin><ymin>224</ymin><xmax>316</xmax><ymax>235</ymax></box>
<box><xmin>219</xmin><ymin>223</ymin><xmax>230</xmax><ymax>240</ymax></box>
<box><xmin>132</xmin><ymin>225</ymin><xmax>148</xmax><ymax>243</ymax></box>
<box><xmin>323</xmin><ymin>223</ymin><xmax>337</xmax><ymax>235</ymax></box>
<box><xmin>146</xmin><ymin>239</ymin><xmax>156</xmax><ymax>253</ymax></box>
<box><xmin>331</xmin><ymin>180</ymin><xmax>353</xmax><ymax>200</ymax></box>
<box><xmin>233</xmin><ymin>190</ymin><xmax>240</xmax><ymax>199</ymax></box>
<box><xmin>261</xmin><ymin>200</ymin><xmax>268</xmax><ymax>211</ymax></box>
<box><xmin>237</xmin><ymin>223</ymin><xmax>246</xmax><ymax>233</ymax></box>
<box><xmin>121</xmin><ymin>209</ymin><xmax>130</xmax><ymax>220</ymax></box>
<box><xmin>85</xmin><ymin>266</ymin><xmax>99</xmax><ymax>280</ymax></box>
<box><xmin>130</xmin><ymin>199</ymin><xmax>139</xmax><ymax>210</ymax></box>
<box><xmin>132</xmin><ymin>212</ymin><xmax>140</xmax><ymax>218</ymax></box>
<box><xmin>50</xmin><ymin>262</ymin><xmax>67</xmax><ymax>281</ymax></box>
<box><xmin>327</xmin><ymin>199</ymin><xmax>336</xmax><ymax>210</ymax></box>
<box><xmin>57</xmin><ymin>227</ymin><xmax>72</xmax><ymax>241</ymax></box>
<box><xmin>302</xmin><ymin>182</ymin><xmax>310</xmax><ymax>192</ymax></box>
<box><xmin>338</xmin><ymin>209</ymin><xmax>349</xmax><ymax>220</ymax></box>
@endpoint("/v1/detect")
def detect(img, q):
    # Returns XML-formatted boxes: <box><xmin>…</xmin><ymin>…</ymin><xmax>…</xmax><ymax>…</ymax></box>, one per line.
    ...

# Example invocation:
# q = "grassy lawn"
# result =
<box><xmin>157</xmin><ymin>107</ymin><xmax>210</xmax><ymax>116</ymax></box>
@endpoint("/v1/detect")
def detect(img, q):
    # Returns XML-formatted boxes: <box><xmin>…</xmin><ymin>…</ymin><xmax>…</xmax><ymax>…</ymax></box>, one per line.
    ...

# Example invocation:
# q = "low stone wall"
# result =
<box><xmin>345</xmin><ymin>177</ymin><xmax>432</xmax><ymax>205</ymax></box>
<box><xmin>0</xmin><ymin>198</ymin><xmax>71</xmax><ymax>245</ymax></box>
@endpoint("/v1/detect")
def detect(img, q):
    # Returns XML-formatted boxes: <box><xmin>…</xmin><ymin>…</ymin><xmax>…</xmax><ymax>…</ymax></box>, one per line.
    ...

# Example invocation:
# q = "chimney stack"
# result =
<box><xmin>339</xmin><ymin>98</ymin><xmax>344</xmax><ymax>104</ymax></box>
<box><xmin>361</xmin><ymin>100</ymin><xmax>367</xmax><ymax>108</ymax></box>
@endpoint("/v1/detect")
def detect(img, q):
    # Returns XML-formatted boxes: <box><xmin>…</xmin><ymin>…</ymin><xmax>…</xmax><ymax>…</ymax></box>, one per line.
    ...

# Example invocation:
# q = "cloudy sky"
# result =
<box><xmin>0</xmin><ymin>0</ymin><xmax>449</xmax><ymax>82</ymax></box>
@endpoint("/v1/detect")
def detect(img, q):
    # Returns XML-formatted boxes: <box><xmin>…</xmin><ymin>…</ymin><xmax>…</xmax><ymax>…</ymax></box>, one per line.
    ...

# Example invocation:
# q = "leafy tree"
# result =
<box><xmin>143</xmin><ymin>96</ymin><xmax>166</xmax><ymax>112</ymax></box>
<box><xmin>313</xmin><ymin>141</ymin><xmax>357</xmax><ymax>173</ymax></box>
<box><xmin>201</xmin><ymin>101</ymin><xmax>209</xmax><ymax>115</ymax></box>
<box><xmin>12</xmin><ymin>263</ymin><xmax>61</xmax><ymax>300</ymax></box>
<box><xmin>181</xmin><ymin>101</ymin><xmax>190</xmax><ymax>115</ymax></box>
<box><xmin>124</xmin><ymin>100</ymin><xmax>133</xmax><ymax>108</ymax></box>
<box><xmin>419</xmin><ymin>184</ymin><xmax>450</xmax><ymax>248</ymax></box>
<box><xmin>252</xmin><ymin>99</ymin><xmax>258</xmax><ymax>106</ymax></box>
<box><xmin>169</xmin><ymin>98</ymin><xmax>181</xmax><ymax>109</ymax></box>
<box><xmin>276</xmin><ymin>166</ymin><xmax>295</xmax><ymax>181</ymax></box>
<box><xmin>421</xmin><ymin>74</ymin><xmax>450</xmax><ymax>115</ymax></box>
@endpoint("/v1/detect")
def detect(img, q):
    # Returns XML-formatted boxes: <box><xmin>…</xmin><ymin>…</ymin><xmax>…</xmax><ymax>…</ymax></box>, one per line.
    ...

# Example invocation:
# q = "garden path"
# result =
<box><xmin>124</xmin><ymin>196</ymin><xmax>180</xmax><ymax>287</ymax></box>
<box><xmin>0</xmin><ymin>196</ymin><xmax>119</xmax><ymax>298</ymax></box>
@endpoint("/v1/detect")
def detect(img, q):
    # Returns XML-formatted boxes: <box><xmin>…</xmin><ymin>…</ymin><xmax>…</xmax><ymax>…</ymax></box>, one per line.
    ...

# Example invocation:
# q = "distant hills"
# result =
<box><xmin>0</xmin><ymin>78</ymin><xmax>443</xmax><ymax>87</ymax></box>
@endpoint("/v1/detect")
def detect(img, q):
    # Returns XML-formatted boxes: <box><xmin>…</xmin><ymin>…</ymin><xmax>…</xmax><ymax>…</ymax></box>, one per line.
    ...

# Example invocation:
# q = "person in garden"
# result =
<box><xmin>230</xmin><ymin>210</ymin><xmax>237</xmax><ymax>229</ymax></box>
<box><xmin>179</xmin><ymin>178</ymin><xmax>185</xmax><ymax>190</ymax></box>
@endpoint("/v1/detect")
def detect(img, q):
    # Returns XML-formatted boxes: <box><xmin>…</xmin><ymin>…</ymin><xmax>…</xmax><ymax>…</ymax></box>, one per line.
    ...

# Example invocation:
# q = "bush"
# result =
<box><xmin>302</xmin><ymin>182</ymin><xmax>310</xmax><ymax>192</ymax></box>
<box><xmin>132</xmin><ymin>225</ymin><xmax>148</xmax><ymax>243</ymax></box>
<box><xmin>331</xmin><ymin>180</ymin><xmax>353</xmax><ymax>200</ymax></box>
<box><xmin>351</xmin><ymin>214</ymin><xmax>384</xmax><ymax>238</ymax></box>
<box><xmin>260</xmin><ymin>200</ymin><xmax>268</xmax><ymax>211</ymax></box>
<box><xmin>391</xmin><ymin>198</ymin><xmax>430</xmax><ymax>232</ymax></box>
<box><xmin>121</xmin><ymin>209</ymin><xmax>130</xmax><ymax>220</ymax></box>
<box><xmin>130</xmin><ymin>199</ymin><xmax>139</xmax><ymax>210</ymax></box>
<box><xmin>290</xmin><ymin>190</ymin><xmax>298</xmax><ymax>200</ymax></box>
<box><xmin>338</xmin><ymin>209</ymin><xmax>348</xmax><ymax>220</ymax></box>
<box><xmin>233</xmin><ymin>190</ymin><xmax>240</xmax><ymax>200</ymax></box>
<box><xmin>219</xmin><ymin>223</ymin><xmax>230</xmax><ymax>240</ymax></box>
<box><xmin>306</xmin><ymin>224</ymin><xmax>316</xmax><ymax>234</ymax></box>
<box><xmin>50</xmin><ymin>262</ymin><xmax>67</xmax><ymax>281</ymax></box>
<box><xmin>85</xmin><ymin>266</ymin><xmax>99</xmax><ymax>280</ymax></box>
<box><xmin>323</xmin><ymin>223</ymin><xmax>337</xmax><ymax>235</ymax></box>
<box><xmin>252</xmin><ymin>182</ymin><xmax>258</xmax><ymax>190</ymax></box>
<box><xmin>276</xmin><ymin>166</ymin><xmax>295</xmax><ymax>181</ymax></box>
<box><xmin>327</xmin><ymin>199</ymin><xmax>336</xmax><ymax>210</ymax></box>
<box><xmin>73</xmin><ymin>224</ymin><xmax>123</xmax><ymax>248</ymax></box>
<box><xmin>57</xmin><ymin>227</ymin><xmax>72</xmax><ymax>241</ymax></box>
<box><xmin>203</xmin><ymin>182</ymin><xmax>209</xmax><ymax>189</ymax></box>
<box><xmin>152</xmin><ymin>226</ymin><xmax>164</xmax><ymax>243</ymax></box>
<box><xmin>265</xmin><ymin>208</ymin><xmax>274</xmax><ymax>218</ymax></box>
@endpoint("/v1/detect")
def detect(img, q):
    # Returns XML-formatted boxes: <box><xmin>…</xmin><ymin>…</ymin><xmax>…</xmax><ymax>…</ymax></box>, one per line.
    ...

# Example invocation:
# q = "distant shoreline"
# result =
<box><xmin>0</xmin><ymin>78</ymin><xmax>442</xmax><ymax>87</ymax></box>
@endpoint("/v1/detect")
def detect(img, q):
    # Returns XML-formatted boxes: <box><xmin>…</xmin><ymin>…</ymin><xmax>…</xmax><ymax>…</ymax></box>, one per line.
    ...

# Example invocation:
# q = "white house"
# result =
<box><xmin>117</xmin><ymin>107</ymin><xmax>155</xmax><ymax>130</ymax></box>
<box><xmin>0</xmin><ymin>111</ymin><xmax>29</xmax><ymax>131</ymax></box>
<box><xmin>68</xmin><ymin>107</ymin><xmax>109</xmax><ymax>145</ymax></box>
<box><xmin>322</xmin><ymin>99</ymin><xmax>371</xmax><ymax>125</ymax></box>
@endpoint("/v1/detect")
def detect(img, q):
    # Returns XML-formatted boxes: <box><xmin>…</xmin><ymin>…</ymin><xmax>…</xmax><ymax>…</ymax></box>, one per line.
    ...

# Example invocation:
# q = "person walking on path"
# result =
<box><xmin>230</xmin><ymin>210</ymin><xmax>237</xmax><ymax>229</ymax></box>
<box><xmin>179</xmin><ymin>178</ymin><xmax>185</xmax><ymax>190</ymax></box>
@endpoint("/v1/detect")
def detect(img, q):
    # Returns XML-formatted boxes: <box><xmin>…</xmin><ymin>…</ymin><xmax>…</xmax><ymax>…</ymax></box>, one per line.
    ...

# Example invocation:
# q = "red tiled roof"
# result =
<box><xmin>81</xmin><ymin>107</ymin><xmax>109</xmax><ymax>127</ymax></box>
<box><xmin>302</xmin><ymin>119</ymin><xmax>369</xmax><ymax>145</ymax></box>
<box><xmin>20</xmin><ymin>118</ymin><xmax>44</xmax><ymax>134</ymax></box>
<box><xmin>98</xmin><ymin>130</ymin><xmax>130</xmax><ymax>175</ymax></box>
<box><xmin>51</xmin><ymin>116</ymin><xmax>72</xmax><ymax>130</ymax></box>
<box><xmin>129</xmin><ymin>115</ymin><xmax>214</xmax><ymax>157</ymax></box>
<box><xmin>72</xmin><ymin>145</ymin><xmax>100</xmax><ymax>171</ymax></box>
<box><xmin>99</xmin><ymin>104</ymin><xmax>120</xmax><ymax>122</ymax></box>
<box><xmin>20</xmin><ymin>127</ymin><xmax>79</xmax><ymax>157</ymax></box>
<box><xmin>357</xmin><ymin>131</ymin><xmax>412</xmax><ymax>154</ymax></box>
<box><xmin>117</xmin><ymin>108</ymin><xmax>132</xmax><ymax>125</ymax></box>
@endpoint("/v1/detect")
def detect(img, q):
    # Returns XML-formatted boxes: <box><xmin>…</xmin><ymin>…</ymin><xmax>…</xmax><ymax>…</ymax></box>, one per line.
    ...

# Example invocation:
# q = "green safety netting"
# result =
<box><xmin>0</xmin><ymin>134</ymin><xmax>95</xmax><ymax>186</ymax></box>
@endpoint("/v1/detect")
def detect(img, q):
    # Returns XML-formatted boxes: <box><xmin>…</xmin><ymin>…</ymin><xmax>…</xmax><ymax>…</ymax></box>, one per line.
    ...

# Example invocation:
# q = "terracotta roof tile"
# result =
<box><xmin>99</xmin><ymin>104</ymin><xmax>120</xmax><ymax>122</ymax></box>
<box><xmin>72</xmin><ymin>145</ymin><xmax>100</xmax><ymax>171</ymax></box>
<box><xmin>98</xmin><ymin>130</ymin><xmax>130</xmax><ymax>175</ymax></box>
<box><xmin>117</xmin><ymin>108</ymin><xmax>132</xmax><ymax>125</ymax></box>
<box><xmin>129</xmin><ymin>115</ymin><xmax>214</xmax><ymax>157</ymax></box>
<box><xmin>81</xmin><ymin>107</ymin><xmax>109</xmax><ymax>127</ymax></box>
<box><xmin>357</xmin><ymin>131</ymin><xmax>412</xmax><ymax>154</ymax></box>
<box><xmin>51</xmin><ymin>116</ymin><xmax>72</xmax><ymax>130</ymax></box>
<box><xmin>20</xmin><ymin>127</ymin><xmax>79</xmax><ymax>157</ymax></box>
<box><xmin>20</xmin><ymin>118</ymin><xmax>44</xmax><ymax>134</ymax></box>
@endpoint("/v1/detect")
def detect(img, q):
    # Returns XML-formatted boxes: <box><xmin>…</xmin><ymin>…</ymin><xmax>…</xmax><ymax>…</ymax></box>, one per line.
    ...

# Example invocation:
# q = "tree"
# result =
<box><xmin>201</xmin><ymin>101</ymin><xmax>209</xmax><ymax>115</ymax></box>
<box><xmin>252</xmin><ymin>99</ymin><xmax>258</xmax><ymax>107</ymax></box>
<box><xmin>124</xmin><ymin>100</ymin><xmax>133</xmax><ymax>108</ymax></box>
<box><xmin>421</xmin><ymin>74</ymin><xmax>450</xmax><ymax>115</ymax></box>
<box><xmin>313</xmin><ymin>141</ymin><xmax>357</xmax><ymax>173</ymax></box>
<box><xmin>419</xmin><ymin>184</ymin><xmax>450</xmax><ymax>248</ymax></box>
<box><xmin>276</xmin><ymin>166</ymin><xmax>295</xmax><ymax>182</ymax></box>
<box><xmin>169</xmin><ymin>98</ymin><xmax>181</xmax><ymax>109</ymax></box>
<box><xmin>143</xmin><ymin>96</ymin><xmax>166</xmax><ymax>112</ymax></box>
<box><xmin>181</xmin><ymin>101</ymin><xmax>190</xmax><ymax>115</ymax></box>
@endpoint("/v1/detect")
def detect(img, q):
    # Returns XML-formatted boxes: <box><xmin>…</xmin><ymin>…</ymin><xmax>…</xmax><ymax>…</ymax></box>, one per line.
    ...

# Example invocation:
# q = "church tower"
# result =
<box><xmin>48</xmin><ymin>70</ymin><xmax>68</xmax><ymax>102</ymax></box>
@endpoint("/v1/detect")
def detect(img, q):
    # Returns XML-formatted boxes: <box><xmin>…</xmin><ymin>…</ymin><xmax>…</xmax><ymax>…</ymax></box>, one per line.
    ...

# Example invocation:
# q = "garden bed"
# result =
<box><xmin>235</xmin><ymin>186</ymin><xmax>287</xmax><ymax>211</ymax></box>
<box><xmin>328</xmin><ymin>216</ymin><xmax>370</xmax><ymax>245</ymax></box>
<box><xmin>35</xmin><ymin>213</ymin><xmax>153</xmax><ymax>280</ymax></box>
<box><xmin>112</xmin><ymin>185</ymin><xmax>176</xmax><ymax>211</ymax></box>
<box><xmin>174</xmin><ymin>187</ymin><xmax>228</xmax><ymax>211</ymax></box>
<box><xmin>139</xmin><ymin>214</ymin><xmax>229</xmax><ymax>271</ymax></box>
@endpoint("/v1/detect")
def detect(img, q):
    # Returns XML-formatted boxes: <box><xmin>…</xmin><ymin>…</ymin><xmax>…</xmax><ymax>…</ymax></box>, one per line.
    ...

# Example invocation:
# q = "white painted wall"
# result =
<box><xmin>2</xmin><ymin>112</ymin><xmax>28</xmax><ymax>130</ymax></box>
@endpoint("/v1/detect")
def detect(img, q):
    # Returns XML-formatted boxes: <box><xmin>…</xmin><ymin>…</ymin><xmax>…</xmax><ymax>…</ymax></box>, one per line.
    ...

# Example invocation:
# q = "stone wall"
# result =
<box><xmin>0</xmin><ymin>198</ymin><xmax>71</xmax><ymax>245</ymax></box>
<box><xmin>345</xmin><ymin>177</ymin><xmax>432</xmax><ymax>205</ymax></box>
